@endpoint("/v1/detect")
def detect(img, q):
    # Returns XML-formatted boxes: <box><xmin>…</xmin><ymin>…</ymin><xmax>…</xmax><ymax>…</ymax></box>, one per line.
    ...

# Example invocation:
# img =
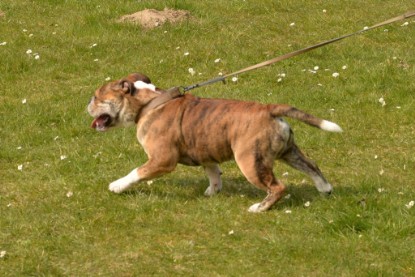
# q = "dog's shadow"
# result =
<box><xmin>122</xmin><ymin>175</ymin><xmax>356</xmax><ymax>210</ymax></box>
<box><xmin>217</xmin><ymin>176</ymin><xmax>356</xmax><ymax>210</ymax></box>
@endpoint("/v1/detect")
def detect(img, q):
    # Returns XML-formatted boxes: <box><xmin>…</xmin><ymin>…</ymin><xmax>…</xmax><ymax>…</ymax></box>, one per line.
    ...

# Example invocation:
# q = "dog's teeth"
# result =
<box><xmin>320</xmin><ymin>120</ymin><xmax>343</xmax><ymax>132</ymax></box>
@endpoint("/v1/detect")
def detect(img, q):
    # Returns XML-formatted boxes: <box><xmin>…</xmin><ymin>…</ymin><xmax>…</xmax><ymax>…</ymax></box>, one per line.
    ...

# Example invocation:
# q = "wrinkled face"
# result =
<box><xmin>88</xmin><ymin>73</ymin><xmax>157</xmax><ymax>131</ymax></box>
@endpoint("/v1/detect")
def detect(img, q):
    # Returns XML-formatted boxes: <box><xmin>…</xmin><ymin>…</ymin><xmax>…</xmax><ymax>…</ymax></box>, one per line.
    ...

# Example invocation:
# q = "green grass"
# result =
<box><xmin>1</xmin><ymin>0</ymin><xmax>415</xmax><ymax>275</ymax></box>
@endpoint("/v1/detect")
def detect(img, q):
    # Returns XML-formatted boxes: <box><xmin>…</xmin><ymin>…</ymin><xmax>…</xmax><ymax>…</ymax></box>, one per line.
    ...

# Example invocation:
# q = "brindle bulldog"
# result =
<box><xmin>88</xmin><ymin>73</ymin><xmax>342</xmax><ymax>212</ymax></box>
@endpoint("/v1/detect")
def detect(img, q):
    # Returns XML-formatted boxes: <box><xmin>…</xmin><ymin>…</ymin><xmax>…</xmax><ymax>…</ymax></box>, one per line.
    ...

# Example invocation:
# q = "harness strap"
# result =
<box><xmin>138</xmin><ymin>87</ymin><xmax>183</xmax><ymax>119</ymax></box>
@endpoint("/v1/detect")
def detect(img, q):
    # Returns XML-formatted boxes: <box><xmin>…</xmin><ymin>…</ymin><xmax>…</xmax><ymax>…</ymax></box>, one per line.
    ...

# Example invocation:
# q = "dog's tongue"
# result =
<box><xmin>91</xmin><ymin>114</ymin><xmax>110</xmax><ymax>130</ymax></box>
<box><xmin>91</xmin><ymin>118</ymin><xmax>101</xmax><ymax>129</ymax></box>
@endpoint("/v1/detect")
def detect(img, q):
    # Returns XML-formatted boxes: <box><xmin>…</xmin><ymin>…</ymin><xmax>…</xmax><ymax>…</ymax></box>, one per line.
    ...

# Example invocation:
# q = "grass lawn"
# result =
<box><xmin>1</xmin><ymin>0</ymin><xmax>415</xmax><ymax>276</ymax></box>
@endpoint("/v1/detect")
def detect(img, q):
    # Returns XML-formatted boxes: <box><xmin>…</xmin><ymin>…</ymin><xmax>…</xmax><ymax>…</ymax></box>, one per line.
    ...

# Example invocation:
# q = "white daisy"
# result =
<box><xmin>405</xmin><ymin>201</ymin><xmax>414</xmax><ymax>209</ymax></box>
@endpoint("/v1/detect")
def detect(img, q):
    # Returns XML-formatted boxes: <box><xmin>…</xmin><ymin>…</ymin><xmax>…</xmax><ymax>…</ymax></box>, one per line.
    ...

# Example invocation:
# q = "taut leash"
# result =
<box><xmin>180</xmin><ymin>10</ymin><xmax>415</xmax><ymax>93</ymax></box>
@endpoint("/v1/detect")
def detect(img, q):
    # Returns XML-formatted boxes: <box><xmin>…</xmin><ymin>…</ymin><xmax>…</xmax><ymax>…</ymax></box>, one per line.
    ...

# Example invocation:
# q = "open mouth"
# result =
<box><xmin>91</xmin><ymin>114</ymin><xmax>112</xmax><ymax>131</ymax></box>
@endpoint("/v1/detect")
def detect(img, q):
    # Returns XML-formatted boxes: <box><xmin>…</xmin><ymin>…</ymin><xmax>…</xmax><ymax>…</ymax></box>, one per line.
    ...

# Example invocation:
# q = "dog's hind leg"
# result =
<box><xmin>235</xmin><ymin>151</ymin><xmax>286</xmax><ymax>213</ymax></box>
<box><xmin>203</xmin><ymin>164</ymin><xmax>223</xmax><ymax>196</ymax></box>
<box><xmin>281</xmin><ymin>143</ymin><xmax>333</xmax><ymax>194</ymax></box>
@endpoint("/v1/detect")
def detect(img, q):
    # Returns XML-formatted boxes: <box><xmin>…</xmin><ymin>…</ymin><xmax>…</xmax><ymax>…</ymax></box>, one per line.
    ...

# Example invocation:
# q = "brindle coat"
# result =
<box><xmin>88</xmin><ymin>73</ymin><xmax>342</xmax><ymax>212</ymax></box>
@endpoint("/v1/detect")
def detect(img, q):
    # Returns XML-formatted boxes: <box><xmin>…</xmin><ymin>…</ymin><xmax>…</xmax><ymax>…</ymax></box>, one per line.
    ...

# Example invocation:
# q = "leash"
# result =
<box><xmin>180</xmin><ymin>10</ymin><xmax>415</xmax><ymax>93</ymax></box>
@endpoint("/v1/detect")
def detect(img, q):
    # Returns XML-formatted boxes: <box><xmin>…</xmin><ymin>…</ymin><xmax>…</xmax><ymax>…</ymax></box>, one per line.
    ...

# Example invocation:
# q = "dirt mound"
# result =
<box><xmin>118</xmin><ymin>8</ymin><xmax>190</xmax><ymax>29</ymax></box>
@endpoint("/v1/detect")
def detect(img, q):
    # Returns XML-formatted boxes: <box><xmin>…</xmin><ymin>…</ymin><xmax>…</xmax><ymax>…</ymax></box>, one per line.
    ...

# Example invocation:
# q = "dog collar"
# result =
<box><xmin>137</xmin><ymin>87</ymin><xmax>183</xmax><ymax>120</ymax></box>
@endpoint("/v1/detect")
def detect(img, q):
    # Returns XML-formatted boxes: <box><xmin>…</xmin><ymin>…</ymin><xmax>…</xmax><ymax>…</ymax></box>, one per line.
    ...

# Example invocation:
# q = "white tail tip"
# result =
<box><xmin>320</xmin><ymin>120</ymin><xmax>343</xmax><ymax>132</ymax></box>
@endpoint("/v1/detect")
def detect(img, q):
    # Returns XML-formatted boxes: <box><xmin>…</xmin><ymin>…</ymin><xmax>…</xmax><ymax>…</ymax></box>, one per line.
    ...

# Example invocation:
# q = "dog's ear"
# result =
<box><xmin>118</xmin><ymin>79</ymin><xmax>135</xmax><ymax>95</ymax></box>
<box><xmin>126</xmin><ymin>73</ymin><xmax>152</xmax><ymax>84</ymax></box>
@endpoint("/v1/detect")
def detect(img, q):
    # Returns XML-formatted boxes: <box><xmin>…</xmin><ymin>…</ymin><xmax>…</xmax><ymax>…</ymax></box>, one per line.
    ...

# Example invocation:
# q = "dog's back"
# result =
<box><xmin>147</xmin><ymin>94</ymin><xmax>340</xmax><ymax>167</ymax></box>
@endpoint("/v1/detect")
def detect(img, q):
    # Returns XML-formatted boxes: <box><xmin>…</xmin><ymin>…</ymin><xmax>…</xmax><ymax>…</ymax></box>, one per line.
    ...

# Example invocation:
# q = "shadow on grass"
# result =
<box><xmin>119</xmin><ymin>175</ymin><xmax>358</xmax><ymax>210</ymax></box>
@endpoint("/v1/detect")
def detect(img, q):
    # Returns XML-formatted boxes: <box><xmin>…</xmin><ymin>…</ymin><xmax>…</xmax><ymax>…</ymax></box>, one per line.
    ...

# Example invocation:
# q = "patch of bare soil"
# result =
<box><xmin>0</xmin><ymin>10</ymin><xmax>5</xmax><ymax>17</ymax></box>
<box><xmin>118</xmin><ymin>8</ymin><xmax>190</xmax><ymax>29</ymax></box>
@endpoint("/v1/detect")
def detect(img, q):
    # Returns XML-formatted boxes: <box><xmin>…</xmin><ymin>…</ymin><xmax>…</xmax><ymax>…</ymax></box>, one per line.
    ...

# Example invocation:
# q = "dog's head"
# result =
<box><xmin>88</xmin><ymin>73</ymin><xmax>162</xmax><ymax>131</ymax></box>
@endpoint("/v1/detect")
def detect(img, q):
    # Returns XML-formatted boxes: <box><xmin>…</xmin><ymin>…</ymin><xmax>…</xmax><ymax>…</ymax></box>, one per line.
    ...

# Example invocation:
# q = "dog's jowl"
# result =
<box><xmin>88</xmin><ymin>73</ymin><xmax>342</xmax><ymax>212</ymax></box>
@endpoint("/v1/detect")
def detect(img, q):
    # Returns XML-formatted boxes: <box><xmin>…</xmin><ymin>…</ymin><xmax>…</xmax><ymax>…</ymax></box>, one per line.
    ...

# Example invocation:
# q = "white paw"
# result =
<box><xmin>204</xmin><ymin>186</ymin><xmax>214</xmax><ymax>196</ymax></box>
<box><xmin>248</xmin><ymin>203</ymin><xmax>263</xmax><ymax>213</ymax></box>
<box><xmin>204</xmin><ymin>182</ymin><xmax>222</xmax><ymax>196</ymax></box>
<box><xmin>312</xmin><ymin>176</ymin><xmax>333</xmax><ymax>194</ymax></box>
<box><xmin>317</xmin><ymin>182</ymin><xmax>333</xmax><ymax>195</ymax></box>
<box><xmin>204</xmin><ymin>186</ymin><xmax>217</xmax><ymax>197</ymax></box>
<box><xmin>109</xmin><ymin>179</ymin><xmax>128</xmax><ymax>194</ymax></box>
<box><xmin>108</xmin><ymin>168</ymin><xmax>140</xmax><ymax>194</ymax></box>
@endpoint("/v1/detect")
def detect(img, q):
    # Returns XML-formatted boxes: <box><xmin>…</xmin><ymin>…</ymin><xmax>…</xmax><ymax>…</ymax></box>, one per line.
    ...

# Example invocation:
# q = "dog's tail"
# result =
<box><xmin>270</xmin><ymin>104</ymin><xmax>343</xmax><ymax>132</ymax></box>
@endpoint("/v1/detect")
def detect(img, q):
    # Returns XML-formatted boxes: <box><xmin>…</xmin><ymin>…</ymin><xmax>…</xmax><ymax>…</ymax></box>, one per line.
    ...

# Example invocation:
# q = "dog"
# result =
<box><xmin>88</xmin><ymin>73</ymin><xmax>342</xmax><ymax>212</ymax></box>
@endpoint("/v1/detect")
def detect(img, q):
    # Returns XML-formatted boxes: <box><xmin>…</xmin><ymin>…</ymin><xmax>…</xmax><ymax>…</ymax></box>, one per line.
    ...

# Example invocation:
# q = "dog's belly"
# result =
<box><xmin>178</xmin><ymin>136</ymin><xmax>234</xmax><ymax>166</ymax></box>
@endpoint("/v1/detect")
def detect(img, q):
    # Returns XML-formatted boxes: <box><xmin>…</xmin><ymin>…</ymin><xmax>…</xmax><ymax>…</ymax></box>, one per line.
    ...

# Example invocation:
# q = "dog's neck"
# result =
<box><xmin>136</xmin><ymin>87</ymin><xmax>183</xmax><ymax>122</ymax></box>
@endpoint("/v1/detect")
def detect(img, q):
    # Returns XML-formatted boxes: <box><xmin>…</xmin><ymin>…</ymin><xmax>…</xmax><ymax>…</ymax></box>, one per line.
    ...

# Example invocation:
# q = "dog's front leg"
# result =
<box><xmin>109</xmin><ymin>159</ymin><xmax>177</xmax><ymax>194</ymax></box>
<box><xmin>109</xmin><ymin>168</ymin><xmax>140</xmax><ymax>193</ymax></box>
